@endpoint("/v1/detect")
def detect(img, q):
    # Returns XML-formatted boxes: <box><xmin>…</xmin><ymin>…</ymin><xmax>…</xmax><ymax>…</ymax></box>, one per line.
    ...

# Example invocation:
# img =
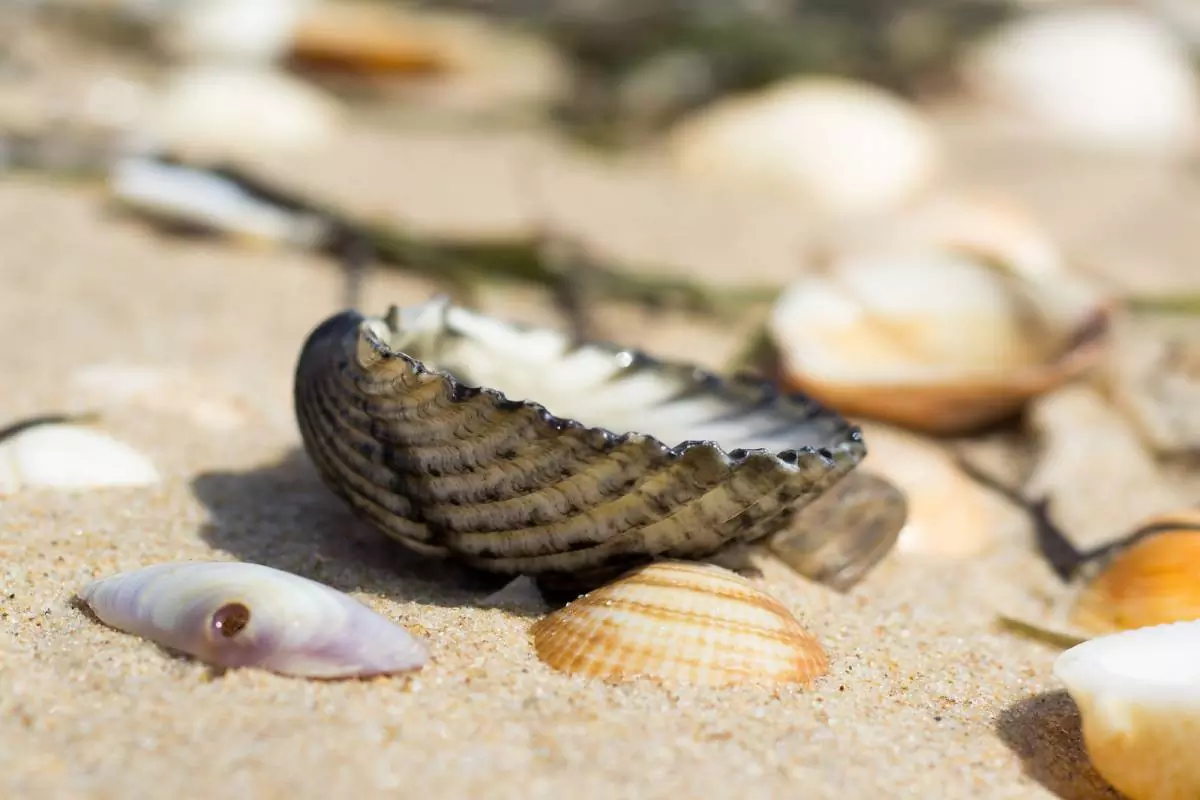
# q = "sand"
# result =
<box><xmin>2</xmin><ymin>118</ymin><xmax>1195</xmax><ymax>799</ymax></box>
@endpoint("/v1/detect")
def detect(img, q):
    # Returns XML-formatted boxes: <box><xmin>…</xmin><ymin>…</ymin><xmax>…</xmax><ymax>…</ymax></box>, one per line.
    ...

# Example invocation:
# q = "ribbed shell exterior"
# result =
<box><xmin>293</xmin><ymin>301</ymin><xmax>871</xmax><ymax>592</ymax></box>
<box><xmin>529</xmin><ymin>561</ymin><xmax>829</xmax><ymax>686</ymax></box>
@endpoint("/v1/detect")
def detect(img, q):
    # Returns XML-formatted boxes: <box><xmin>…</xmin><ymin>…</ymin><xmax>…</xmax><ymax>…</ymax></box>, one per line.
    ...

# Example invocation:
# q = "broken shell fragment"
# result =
<box><xmin>1054</xmin><ymin>621</ymin><xmax>1200</xmax><ymax>800</ymax></box>
<box><xmin>292</xmin><ymin>297</ymin><xmax>875</xmax><ymax>595</ymax></box>
<box><xmin>766</xmin><ymin>248</ymin><xmax>1111</xmax><ymax>434</ymax></box>
<box><xmin>0</xmin><ymin>415</ymin><xmax>160</xmax><ymax>495</ymax></box>
<box><xmin>529</xmin><ymin>561</ymin><xmax>829</xmax><ymax>687</ymax></box>
<box><xmin>765</xmin><ymin>470</ymin><xmax>906</xmax><ymax>590</ymax></box>
<box><xmin>79</xmin><ymin>561</ymin><xmax>429</xmax><ymax>679</ymax></box>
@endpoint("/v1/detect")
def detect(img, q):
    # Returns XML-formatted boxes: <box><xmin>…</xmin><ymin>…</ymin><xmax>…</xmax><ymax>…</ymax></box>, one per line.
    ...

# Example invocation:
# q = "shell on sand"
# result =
<box><xmin>0</xmin><ymin>416</ymin><xmax>160</xmax><ymax>495</ymax></box>
<box><xmin>79</xmin><ymin>561</ymin><xmax>430</xmax><ymax>679</ymax></box>
<box><xmin>666</xmin><ymin>76</ymin><xmax>941</xmax><ymax>219</ymax></box>
<box><xmin>1069</xmin><ymin>514</ymin><xmax>1200</xmax><ymax>636</ymax></box>
<box><xmin>1000</xmin><ymin>511</ymin><xmax>1200</xmax><ymax>645</ymax></box>
<box><xmin>1055</xmin><ymin>620</ymin><xmax>1200</xmax><ymax>800</ymax></box>
<box><xmin>962</xmin><ymin>6</ymin><xmax>1200</xmax><ymax>153</ymax></box>
<box><xmin>766</xmin><ymin>247</ymin><xmax>1111</xmax><ymax>435</ymax></box>
<box><xmin>529</xmin><ymin>561</ymin><xmax>829</xmax><ymax>687</ymax></box>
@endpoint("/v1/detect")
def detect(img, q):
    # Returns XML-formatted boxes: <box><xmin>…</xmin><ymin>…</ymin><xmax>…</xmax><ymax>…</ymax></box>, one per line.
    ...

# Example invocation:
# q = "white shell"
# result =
<box><xmin>79</xmin><ymin>561</ymin><xmax>430</xmax><ymax>678</ymax></box>
<box><xmin>666</xmin><ymin>76</ymin><xmax>941</xmax><ymax>218</ymax></box>
<box><xmin>963</xmin><ymin>7</ymin><xmax>1200</xmax><ymax>152</ymax></box>
<box><xmin>109</xmin><ymin>157</ymin><xmax>324</xmax><ymax>250</ymax></box>
<box><xmin>1054</xmin><ymin>621</ymin><xmax>1200</xmax><ymax>799</ymax></box>
<box><xmin>147</xmin><ymin>65</ymin><xmax>340</xmax><ymax>160</ymax></box>
<box><xmin>770</xmin><ymin>250</ymin><xmax>1046</xmax><ymax>385</ymax></box>
<box><xmin>0</xmin><ymin>422</ymin><xmax>160</xmax><ymax>495</ymax></box>
<box><xmin>155</xmin><ymin>0</ymin><xmax>310</xmax><ymax>62</ymax></box>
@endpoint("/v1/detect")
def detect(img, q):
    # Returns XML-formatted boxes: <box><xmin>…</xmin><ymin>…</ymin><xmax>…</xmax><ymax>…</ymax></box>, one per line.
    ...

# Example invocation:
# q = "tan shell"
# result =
<box><xmin>529</xmin><ymin>561</ymin><xmax>829</xmax><ymax>687</ymax></box>
<box><xmin>766</xmin><ymin>248</ymin><xmax>1113</xmax><ymax>435</ymax></box>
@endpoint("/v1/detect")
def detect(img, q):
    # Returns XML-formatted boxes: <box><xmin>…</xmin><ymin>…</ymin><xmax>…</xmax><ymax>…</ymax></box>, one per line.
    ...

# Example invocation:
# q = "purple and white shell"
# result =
<box><xmin>78</xmin><ymin>561</ymin><xmax>430</xmax><ymax>678</ymax></box>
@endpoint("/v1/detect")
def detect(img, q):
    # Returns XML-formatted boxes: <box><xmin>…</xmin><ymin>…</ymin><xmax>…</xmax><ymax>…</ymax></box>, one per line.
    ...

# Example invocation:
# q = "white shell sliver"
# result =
<box><xmin>1054</xmin><ymin>621</ymin><xmax>1200</xmax><ymax>799</ymax></box>
<box><xmin>0</xmin><ymin>422</ymin><xmax>160</xmax><ymax>495</ymax></box>
<box><xmin>79</xmin><ymin>561</ymin><xmax>430</xmax><ymax>679</ymax></box>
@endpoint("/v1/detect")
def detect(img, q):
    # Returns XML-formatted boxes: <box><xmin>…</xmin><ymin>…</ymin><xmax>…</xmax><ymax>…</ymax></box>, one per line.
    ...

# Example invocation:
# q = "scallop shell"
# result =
<box><xmin>529</xmin><ymin>561</ymin><xmax>829</xmax><ymax>687</ymax></box>
<box><xmin>79</xmin><ymin>561</ymin><xmax>430</xmax><ymax>679</ymax></box>
<box><xmin>292</xmin><ymin>297</ymin><xmax>873</xmax><ymax>595</ymax></box>
<box><xmin>1054</xmin><ymin>620</ymin><xmax>1200</xmax><ymax>800</ymax></box>
<box><xmin>999</xmin><ymin>510</ymin><xmax>1200</xmax><ymax>645</ymax></box>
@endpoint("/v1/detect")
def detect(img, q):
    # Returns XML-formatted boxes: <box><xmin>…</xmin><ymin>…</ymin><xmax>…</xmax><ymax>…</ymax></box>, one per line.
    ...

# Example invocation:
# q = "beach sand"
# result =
<box><xmin>2</xmin><ymin>122</ymin><xmax>1195</xmax><ymax>799</ymax></box>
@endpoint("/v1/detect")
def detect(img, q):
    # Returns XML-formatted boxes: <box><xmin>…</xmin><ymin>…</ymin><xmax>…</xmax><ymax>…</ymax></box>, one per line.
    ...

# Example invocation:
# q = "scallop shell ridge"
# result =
<box><xmin>530</xmin><ymin>561</ymin><xmax>829</xmax><ymax>686</ymax></box>
<box><xmin>293</xmin><ymin>299</ymin><xmax>869</xmax><ymax>591</ymax></box>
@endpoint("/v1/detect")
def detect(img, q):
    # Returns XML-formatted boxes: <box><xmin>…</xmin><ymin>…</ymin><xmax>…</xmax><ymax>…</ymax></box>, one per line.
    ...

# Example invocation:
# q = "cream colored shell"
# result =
<box><xmin>1055</xmin><ymin>621</ymin><xmax>1200</xmax><ymax>800</ymax></box>
<box><xmin>529</xmin><ymin>561</ymin><xmax>829</xmax><ymax>687</ymax></box>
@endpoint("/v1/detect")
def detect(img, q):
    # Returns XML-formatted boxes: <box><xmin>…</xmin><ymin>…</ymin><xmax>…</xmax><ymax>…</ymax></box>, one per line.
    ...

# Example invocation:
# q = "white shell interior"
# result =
<box><xmin>376</xmin><ymin>301</ymin><xmax>840</xmax><ymax>452</ymax></box>
<box><xmin>1055</xmin><ymin>620</ymin><xmax>1200</xmax><ymax>701</ymax></box>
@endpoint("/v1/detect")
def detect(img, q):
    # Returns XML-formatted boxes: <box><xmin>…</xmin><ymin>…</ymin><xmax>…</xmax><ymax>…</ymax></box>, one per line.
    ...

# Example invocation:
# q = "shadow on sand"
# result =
<box><xmin>190</xmin><ymin>448</ymin><xmax>540</xmax><ymax>615</ymax></box>
<box><xmin>995</xmin><ymin>690</ymin><xmax>1122</xmax><ymax>800</ymax></box>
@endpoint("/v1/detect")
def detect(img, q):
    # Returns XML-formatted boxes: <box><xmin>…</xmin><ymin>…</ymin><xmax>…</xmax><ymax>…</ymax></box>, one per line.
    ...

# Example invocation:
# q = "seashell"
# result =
<box><xmin>665</xmin><ymin>76</ymin><xmax>942</xmax><ymax>219</ymax></box>
<box><xmin>1054</xmin><ymin>620</ymin><xmax>1200</xmax><ymax>800</ymax></box>
<box><xmin>961</xmin><ymin>7</ymin><xmax>1200</xmax><ymax>153</ymax></box>
<box><xmin>764</xmin><ymin>469</ymin><xmax>906</xmax><ymax>590</ymax></box>
<box><xmin>155</xmin><ymin>0</ymin><xmax>309</xmax><ymax>63</ymax></box>
<box><xmin>999</xmin><ymin>509</ymin><xmax>1200</xmax><ymax>645</ymax></box>
<box><xmin>292</xmin><ymin>296</ymin><xmax>874</xmax><ymax>596</ymax></box>
<box><xmin>147</xmin><ymin>64</ymin><xmax>341</xmax><ymax>161</ymax></box>
<box><xmin>529</xmin><ymin>560</ymin><xmax>829</xmax><ymax>687</ymax></box>
<box><xmin>109</xmin><ymin>155</ymin><xmax>326</xmax><ymax>250</ymax></box>
<box><xmin>0</xmin><ymin>414</ymin><xmax>160</xmax><ymax>495</ymax></box>
<box><xmin>79</xmin><ymin>561</ymin><xmax>430</xmax><ymax>679</ymax></box>
<box><xmin>765</xmin><ymin>247</ymin><xmax>1111</xmax><ymax>435</ymax></box>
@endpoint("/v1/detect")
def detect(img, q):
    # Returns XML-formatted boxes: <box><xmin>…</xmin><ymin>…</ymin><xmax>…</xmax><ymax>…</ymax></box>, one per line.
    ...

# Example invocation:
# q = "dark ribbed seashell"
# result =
<box><xmin>293</xmin><ymin>297</ymin><xmax>879</xmax><ymax>594</ymax></box>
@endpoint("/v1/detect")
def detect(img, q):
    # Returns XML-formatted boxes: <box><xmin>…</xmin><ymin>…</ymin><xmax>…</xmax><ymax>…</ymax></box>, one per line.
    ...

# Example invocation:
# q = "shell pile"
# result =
<box><xmin>80</xmin><ymin>561</ymin><xmax>430</xmax><ymax>679</ymax></box>
<box><xmin>292</xmin><ymin>297</ymin><xmax>879</xmax><ymax>594</ymax></box>
<box><xmin>529</xmin><ymin>561</ymin><xmax>829</xmax><ymax>687</ymax></box>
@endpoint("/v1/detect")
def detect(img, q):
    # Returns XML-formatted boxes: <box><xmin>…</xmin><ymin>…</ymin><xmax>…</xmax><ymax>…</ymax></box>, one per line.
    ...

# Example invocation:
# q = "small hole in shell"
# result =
<box><xmin>211</xmin><ymin>603</ymin><xmax>251</xmax><ymax>638</ymax></box>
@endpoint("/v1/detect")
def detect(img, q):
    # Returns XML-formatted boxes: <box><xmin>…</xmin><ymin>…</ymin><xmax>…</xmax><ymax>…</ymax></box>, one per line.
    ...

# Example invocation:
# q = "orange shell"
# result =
<box><xmin>1070</xmin><ymin>528</ymin><xmax>1200</xmax><ymax>634</ymax></box>
<box><xmin>529</xmin><ymin>561</ymin><xmax>829</xmax><ymax>687</ymax></box>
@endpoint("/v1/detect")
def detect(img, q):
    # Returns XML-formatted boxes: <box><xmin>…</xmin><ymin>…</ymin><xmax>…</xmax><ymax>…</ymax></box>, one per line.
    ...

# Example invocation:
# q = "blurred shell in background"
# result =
<box><xmin>145</xmin><ymin>64</ymin><xmax>342</xmax><ymax>160</ymax></box>
<box><xmin>154</xmin><ymin>0</ymin><xmax>315</xmax><ymax>63</ymax></box>
<box><xmin>857</xmin><ymin>423</ymin><xmax>1003</xmax><ymax>559</ymax></box>
<box><xmin>961</xmin><ymin>6</ymin><xmax>1200</xmax><ymax>153</ymax></box>
<box><xmin>0</xmin><ymin>417</ymin><xmax>160</xmax><ymax>495</ymax></box>
<box><xmin>665</xmin><ymin>76</ymin><xmax>943</xmax><ymax>219</ymax></box>
<box><xmin>764</xmin><ymin>232</ymin><xmax>1111</xmax><ymax>434</ymax></box>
